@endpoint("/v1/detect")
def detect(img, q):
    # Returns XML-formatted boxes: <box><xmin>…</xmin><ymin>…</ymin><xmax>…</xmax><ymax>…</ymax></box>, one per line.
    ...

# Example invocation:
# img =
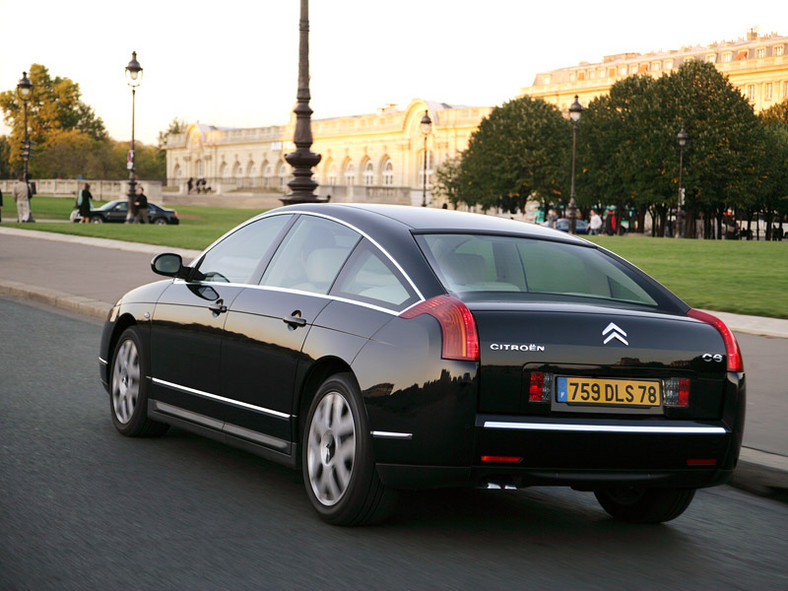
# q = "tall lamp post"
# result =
<box><xmin>676</xmin><ymin>127</ymin><xmax>689</xmax><ymax>239</ymax></box>
<box><xmin>16</xmin><ymin>71</ymin><xmax>33</xmax><ymax>181</ymax></box>
<box><xmin>124</xmin><ymin>51</ymin><xmax>143</xmax><ymax>222</ymax></box>
<box><xmin>568</xmin><ymin>95</ymin><xmax>583</xmax><ymax>234</ymax></box>
<box><xmin>420</xmin><ymin>110</ymin><xmax>432</xmax><ymax>207</ymax></box>
<box><xmin>282</xmin><ymin>0</ymin><xmax>323</xmax><ymax>204</ymax></box>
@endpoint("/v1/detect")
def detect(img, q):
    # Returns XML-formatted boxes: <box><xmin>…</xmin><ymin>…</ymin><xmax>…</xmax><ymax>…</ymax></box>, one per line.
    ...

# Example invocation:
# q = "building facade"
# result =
<box><xmin>166</xmin><ymin>30</ymin><xmax>787</xmax><ymax>208</ymax></box>
<box><xmin>165</xmin><ymin>99</ymin><xmax>491</xmax><ymax>206</ymax></box>
<box><xmin>519</xmin><ymin>29</ymin><xmax>788</xmax><ymax>114</ymax></box>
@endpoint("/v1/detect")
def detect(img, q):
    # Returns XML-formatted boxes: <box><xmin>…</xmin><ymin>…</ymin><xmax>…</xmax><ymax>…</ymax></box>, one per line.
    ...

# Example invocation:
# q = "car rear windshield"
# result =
<box><xmin>416</xmin><ymin>233</ymin><xmax>665</xmax><ymax>309</ymax></box>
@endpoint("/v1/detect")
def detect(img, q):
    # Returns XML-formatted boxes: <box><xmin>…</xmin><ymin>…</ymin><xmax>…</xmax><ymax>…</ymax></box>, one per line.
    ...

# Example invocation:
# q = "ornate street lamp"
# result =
<box><xmin>420</xmin><ymin>109</ymin><xmax>432</xmax><ymax>207</ymax></box>
<box><xmin>16</xmin><ymin>71</ymin><xmax>33</xmax><ymax>181</ymax></box>
<box><xmin>568</xmin><ymin>95</ymin><xmax>583</xmax><ymax>234</ymax></box>
<box><xmin>124</xmin><ymin>51</ymin><xmax>143</xmax><ymax>222</ymax></box>
<box><xmin>282</xmin><ymin>0</ymin><xmax>323</xmax><ymax>204</ymax></box>
<box><xmin>676</xmin><ymin>127</ymin><xmax>689</xmax><ymax>239</ymax></box>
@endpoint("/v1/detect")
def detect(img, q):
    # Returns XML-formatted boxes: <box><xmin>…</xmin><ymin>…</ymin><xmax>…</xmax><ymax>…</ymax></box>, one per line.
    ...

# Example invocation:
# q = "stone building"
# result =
<box><xmin>164</xmin><ymin>99</ymin><xmax>491</xmax><ymax>206</ymax></box>
<box><xmin>164</xmin><ymin>29</ymin><xmax>787</xmax><ymax>208</ymax></box>
<box><xmin>520</xmin><ymin>29</ymin><xmax>788</xmax><ymax>114</ymax></box>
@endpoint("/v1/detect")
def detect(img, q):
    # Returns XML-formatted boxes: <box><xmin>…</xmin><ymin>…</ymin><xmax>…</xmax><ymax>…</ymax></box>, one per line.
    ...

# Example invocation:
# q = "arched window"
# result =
<box><xmin>345</xmin><ymin>162</ymin><xmax>355</xmax><ymax>187</ymax></box>
<box><xmin>327</xmin><ymin>163</ymin><xmax>337</xmax><ymax>185</ymax></box>
<box><xmin>418</xmin><ymin>150</ymin><xmax>433</xmax><ymax>189</ymax></box>
<box><xmin>196</xmin><ymin>159</ymin><xmax>204</xmax><ymax>178</ymax></box>
<box><xmin>220</xmin><ymin>162</ymin><xmax>229</xmax><ymax>179</ymax></box>
<box><xmin>278</xmin><ymin>163</ymin><xmax>288</xmax><ymax>190</ymax></box>
<box><xmin>248</xmin><ymin>164</ymin><xmax>258</xmax><ymax>188</ymax></box>
<box><xmin>235</xmin><ymin>163</ymin><xmax>244</xmax><ymax>187</ymax></box>
<box><xmin>264</xmin><ymin>164</ymin><xmax>273</xmax><ymax>188</ymax></box>
<box><xmin>363</xmin><ymin>161</ymin><xmax>375</xmax><ymax>186</ymax></box>
<box><xmin>382</xmin><ymin>159</ymin><xmax>394</xmax><ymax>186</ymax></box>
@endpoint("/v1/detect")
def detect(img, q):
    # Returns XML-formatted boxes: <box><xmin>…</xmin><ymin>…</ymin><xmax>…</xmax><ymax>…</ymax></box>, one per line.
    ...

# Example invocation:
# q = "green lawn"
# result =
<box><xmin>4</xmin><ymin>197</ymin><xmax>787</xmax><ymax>318</ymax></box>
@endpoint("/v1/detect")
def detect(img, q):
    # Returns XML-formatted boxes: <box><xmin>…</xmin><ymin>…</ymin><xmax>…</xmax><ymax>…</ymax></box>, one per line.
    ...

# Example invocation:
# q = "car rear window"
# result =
<box><xmin>417</xmin><ymin>233</ymin><xmax>660</xmax><ymax>308</ymax></box>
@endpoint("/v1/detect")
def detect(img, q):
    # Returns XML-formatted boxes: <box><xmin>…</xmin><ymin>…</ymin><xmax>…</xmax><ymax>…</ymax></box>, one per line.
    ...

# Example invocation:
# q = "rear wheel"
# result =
<box><xmin>302</xmin><ymin>373</ymin><xmax>396</xmax><ymax>525</ymax></box>
<box><xmin>594</xmin><ymin>486</ymin><xmax>695</xmax><ymax>523</ymax></box>
<box><xmin>153</xmin><ymin>217</ymin><xmax>167</xmax><ymax>225</ymax></box>
<box><xmin>90</xmin><ymin>216</ymin><xmax>103</xmax><ymax>223</ymax></box>
<box><xmin>110</xmin><ymin>327</ymin><xmax>169</xmax><ymax>437</ymax></box>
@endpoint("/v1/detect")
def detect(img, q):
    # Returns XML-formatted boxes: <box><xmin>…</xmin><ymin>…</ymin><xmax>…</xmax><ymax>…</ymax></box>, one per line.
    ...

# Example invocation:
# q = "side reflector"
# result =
<box><xmin>687</xmin><ymin>458</ymin><xmax>717</xmax><ymax>466</ymax></box>
<box><xmin>400</xmin><ymin>295</ymin><xmax>480</xmax><ymax>361</ymax></box>
<box><xmin>687</xmin><ymin>309</ymin><xmax>744</xmax><ymax>372</ymax></box>
<box><xmin>481</xmin><ymin>456</ymin><xmax>522</xmax><ymax>463</ymax></box>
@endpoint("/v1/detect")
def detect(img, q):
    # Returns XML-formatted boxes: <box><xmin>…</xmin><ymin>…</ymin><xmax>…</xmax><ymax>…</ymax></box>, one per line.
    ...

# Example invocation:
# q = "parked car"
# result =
<box><xmin>541</xmin><ymin>217</ymin><xmax>589</xmax><ymax>234</ymax></box>
<box><xmin>100</xmin><ymin>204</ymin><xmax>744</xmax><ymax>525</ymax></box>
<box><xmin>71</xmin><ymin>200</ymin><xmax>179</xmax><ymax>224</ymax></box>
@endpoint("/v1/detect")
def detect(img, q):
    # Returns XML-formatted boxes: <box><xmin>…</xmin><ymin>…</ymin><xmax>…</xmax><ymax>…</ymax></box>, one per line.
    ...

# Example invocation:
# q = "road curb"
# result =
<box><xmin>0</xmin><ymin>279</ymin><xmax>111</xmax><ymax>320</ymax></box>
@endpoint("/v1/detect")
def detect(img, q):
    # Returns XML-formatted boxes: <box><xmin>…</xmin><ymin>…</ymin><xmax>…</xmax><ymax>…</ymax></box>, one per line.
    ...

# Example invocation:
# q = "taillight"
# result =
<box><xmin>687</xmin><ymin>309</ymin><xmax>744</xmax><ymax>372</ymax></box>
<box><xmin>400</xmin><ymin>295</ymin><xmax>480</xmax><ymax>361</ymax></box>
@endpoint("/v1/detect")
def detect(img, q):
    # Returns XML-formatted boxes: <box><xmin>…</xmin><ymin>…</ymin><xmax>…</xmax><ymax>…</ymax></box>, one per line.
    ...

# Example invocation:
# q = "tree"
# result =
<box><xmin>458</xmin><ymin>96</ymin><xmax>571</xmax><ymax>213</ymax></box>
<box><xmin>760</xmin><ymin>99</ymin><xmax>788</xmax><ymax>126</ymax></box>
<box><xmin>154</xmin><ymin>117</ymin><xmax>187</xmax><ymax>173</ymax></box>
<box><xmin>0</xmin><ymin>64</ymin><xmax>108</xmax><ymax>175</ymax></box>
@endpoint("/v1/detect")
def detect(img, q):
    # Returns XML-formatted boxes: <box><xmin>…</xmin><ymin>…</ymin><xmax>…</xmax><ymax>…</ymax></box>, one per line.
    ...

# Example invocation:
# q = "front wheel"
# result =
<box><xmin>302</xmin><ymin>373</ymin><xmax>396</xmax><ymax>525</ymax></box>
<box><xmin>594</xmin><ymin>486</ymin><xmax>695</xmax><ymax>523</ymax></box>
<box><xmin>110</xmin><ymin>327</ymin><xmax>169</xmax><ymax>438</ymax></box>
<box><xmin>90</xmin><ymin>216</ymin><xmax>103</xmax><ymax>224</ymax></box>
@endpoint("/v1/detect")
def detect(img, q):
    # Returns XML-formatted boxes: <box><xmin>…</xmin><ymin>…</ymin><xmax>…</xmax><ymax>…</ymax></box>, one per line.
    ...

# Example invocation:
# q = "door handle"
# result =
<box><xmin>283</xmin><ymin>311</ymin><xmax>307</xmax><ymax>328</ymax></box>
<box><xmin>209</xmin><ymin>300</ymin><xmax>228</xmax><ymax>315</ymax></box>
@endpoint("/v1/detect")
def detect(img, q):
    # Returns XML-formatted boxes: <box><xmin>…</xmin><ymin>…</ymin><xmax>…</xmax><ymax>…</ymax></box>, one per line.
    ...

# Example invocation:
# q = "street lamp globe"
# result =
<box><xmin>125</xmin><ymin>51</ymin><xmax>143</xmax><ymax>87</ymax></box>
<box><xmin>677</xmin><ymin>127</ymin><xmax>689</xmax><ymax>148</ymax></box>
<box><xmin>16</xmin><ymin>71</ymin><xmax>32</xmax><ymax>101</ymax></box>
<box><xmin>569</xmin><ymin>95</ymin><xmax>583</xmax><ymax>122</ymax></box>
<box><xmin>420</xmin><ymin>110</ymin><xmax>432</xmax><ymax>135</ymax></box>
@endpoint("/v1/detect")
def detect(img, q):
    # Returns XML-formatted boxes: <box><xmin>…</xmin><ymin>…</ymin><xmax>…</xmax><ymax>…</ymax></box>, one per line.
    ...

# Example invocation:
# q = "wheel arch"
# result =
<box><xmin>295</xmin><ymin>357</ymin><xmax>356</xmax><ymax>457</ymax></box>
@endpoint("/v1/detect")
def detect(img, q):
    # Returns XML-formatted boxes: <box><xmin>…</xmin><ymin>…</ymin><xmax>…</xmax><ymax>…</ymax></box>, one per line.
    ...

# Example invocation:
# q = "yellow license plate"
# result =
<box><xmin>556</xmin><ymin>377</ymin><xmax>661</xmax><ymax>407</ymax></box>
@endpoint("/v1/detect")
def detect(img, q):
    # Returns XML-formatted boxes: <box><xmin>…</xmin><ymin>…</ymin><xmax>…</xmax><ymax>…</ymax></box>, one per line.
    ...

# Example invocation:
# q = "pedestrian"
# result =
<box><xmin>589</xmin><ymin>209</ymin><xmax>602</xmax><ymax>235</ymax></box>
<box><xmin>13</xmin><ymin>174</ymin><xmax>34</xmax><ymax>223</ymax></box>
<box><xmin>187</xmin><ymin>177</ymin><xmax>194</xmax><ymax>194</ymax></box>
<box><xmin>133</xmin><ymin>185</ymin><xmax>149</xmax><ymax>223</ymax></box>
<box><xmin>76</xmin><ymin>183</ymin><xmax>93</xmax><ymax>223</ymax></box>
<box><xmin>0</xmin><ymin>187</ymin><xmax>3</xmax><ymax>223</ymax></box>
<box><xmin>604</xmin><ymin>209</ymin><xmax>616</xmax><ymax>236</ymax></box>
<box><xmin>548</xmin><ymin>209</ymin><xmax>558</xmax><ymax>229</ymax></box>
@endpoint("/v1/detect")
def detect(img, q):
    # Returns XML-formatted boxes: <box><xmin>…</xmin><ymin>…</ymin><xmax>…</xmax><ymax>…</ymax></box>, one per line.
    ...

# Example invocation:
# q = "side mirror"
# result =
<box><xmin>151</xmin><ymin>253</ymin><xmax>189</xmax><ymax>279</ymax></box>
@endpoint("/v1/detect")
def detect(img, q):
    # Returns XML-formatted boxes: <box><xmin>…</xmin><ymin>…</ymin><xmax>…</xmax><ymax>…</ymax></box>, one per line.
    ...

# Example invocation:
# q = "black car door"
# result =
<box><xmin>148</xmin><ymin>214</ymin><xmax>293</xmax><ymax>420</ymax></box>
<box><xmin>220</xmin><ymin>214</ymin><xmax>362</xmax><ymax>444</ymax></box>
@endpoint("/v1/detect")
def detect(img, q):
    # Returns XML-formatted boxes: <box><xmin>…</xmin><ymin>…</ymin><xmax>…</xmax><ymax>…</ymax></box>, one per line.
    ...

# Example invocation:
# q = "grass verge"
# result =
<box><xmin>4</xmin><ymin>197</ymin><xmax>787</xmax><ymax>318</ymax></box>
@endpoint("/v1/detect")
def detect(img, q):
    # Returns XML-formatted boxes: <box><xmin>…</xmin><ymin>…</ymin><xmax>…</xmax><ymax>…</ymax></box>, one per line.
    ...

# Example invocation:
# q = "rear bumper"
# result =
<box><xmin>375</xmin><ymin>414</ymin><xmax>741</xmax><ymax>491</ymax></box>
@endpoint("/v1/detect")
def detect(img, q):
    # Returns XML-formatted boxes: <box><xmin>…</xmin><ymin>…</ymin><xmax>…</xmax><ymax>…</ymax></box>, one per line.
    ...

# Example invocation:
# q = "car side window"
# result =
<box><xmin>331</xmin><ymin>240</ymin><xmax>417</xmax><ymax>310</ymax></box>
<box><xmin>196</xmin><ymin>215</ymin><xmax>291</xmax><ymax>284</ymax></box>
<box><xmin>261</xmin><ymin>215</ymin><xmax>361</xmax><ymax>294</ymax></box>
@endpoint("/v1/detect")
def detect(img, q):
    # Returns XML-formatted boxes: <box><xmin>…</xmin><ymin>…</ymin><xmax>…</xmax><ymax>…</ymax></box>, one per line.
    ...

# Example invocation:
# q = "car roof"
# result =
<box><xmin>274</xmin><ymin>203</ymin><xmax>587</xmax><ymax>244</ymax></box>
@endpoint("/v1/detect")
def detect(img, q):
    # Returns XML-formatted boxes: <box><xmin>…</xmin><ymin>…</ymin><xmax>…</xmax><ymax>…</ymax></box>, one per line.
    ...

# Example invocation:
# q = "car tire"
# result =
<box><xmin>594</xmin><ymin>486</ymin><xmax>695</xmax><ymax>523</ymax></box>
<box><xmin>302</xmin><ymin>373</ymin><xmax>396</xmax><ymax>525</ymax></box>
<box><xmin>90</xmin><ymin>216</ymin><xmax>103</xmax><ymax>224</ymax></box>
<box><xmin>110</xmin><ymin>327</ymin><xmax>169</xmax><ymax>438</ymax></box>
<box><xmin>153</xmin><ymin>218</ymin><xmax>167</xmax><ymax>225</ymax></box>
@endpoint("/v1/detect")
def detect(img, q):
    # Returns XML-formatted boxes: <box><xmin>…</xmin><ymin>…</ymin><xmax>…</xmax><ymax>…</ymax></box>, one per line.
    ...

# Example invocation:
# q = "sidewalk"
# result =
<box><xmin>1</xmin><ymin>226</ymin><xmax>786</xmax><ymax>503</ymax></box>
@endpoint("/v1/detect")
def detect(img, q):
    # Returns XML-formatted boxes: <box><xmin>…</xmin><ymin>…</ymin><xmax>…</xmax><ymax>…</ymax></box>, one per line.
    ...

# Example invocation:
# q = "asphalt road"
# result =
<box><xmin>1</xmin><ymin>297</ymin><xmax>786</xmax><ymax>591</ymax></box>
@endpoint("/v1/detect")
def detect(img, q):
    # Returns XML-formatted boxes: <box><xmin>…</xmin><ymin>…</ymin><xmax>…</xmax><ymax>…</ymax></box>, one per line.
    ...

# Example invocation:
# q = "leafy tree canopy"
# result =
<box><xmin>0</xmin><ymin>64</ymin><xmax>108</xmax><ymax>172</ymax></box>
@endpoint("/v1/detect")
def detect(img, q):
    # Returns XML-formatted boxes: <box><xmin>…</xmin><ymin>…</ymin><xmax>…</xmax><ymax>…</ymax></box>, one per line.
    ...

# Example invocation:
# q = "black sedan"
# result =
<box><xmin>99</xmin><ymin>204</ymin><xmax>745</xmax><ymax>525</ymax></box>
<box><xmin>72</xmin><ymin>199</ymin><xmax>179</xmax><ymax>224</ymax></box>
<box><xmin>542</xmin><ymin>218</ymin><xmax>589</xmax><ymax>234</ymax></box>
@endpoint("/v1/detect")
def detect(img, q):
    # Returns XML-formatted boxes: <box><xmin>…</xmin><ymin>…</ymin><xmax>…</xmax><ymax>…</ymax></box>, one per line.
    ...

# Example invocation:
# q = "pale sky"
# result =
<box><xmin>1</xmin><ymin>0</ymin><xmax>786</xmax><ymax>146</ymax></box>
